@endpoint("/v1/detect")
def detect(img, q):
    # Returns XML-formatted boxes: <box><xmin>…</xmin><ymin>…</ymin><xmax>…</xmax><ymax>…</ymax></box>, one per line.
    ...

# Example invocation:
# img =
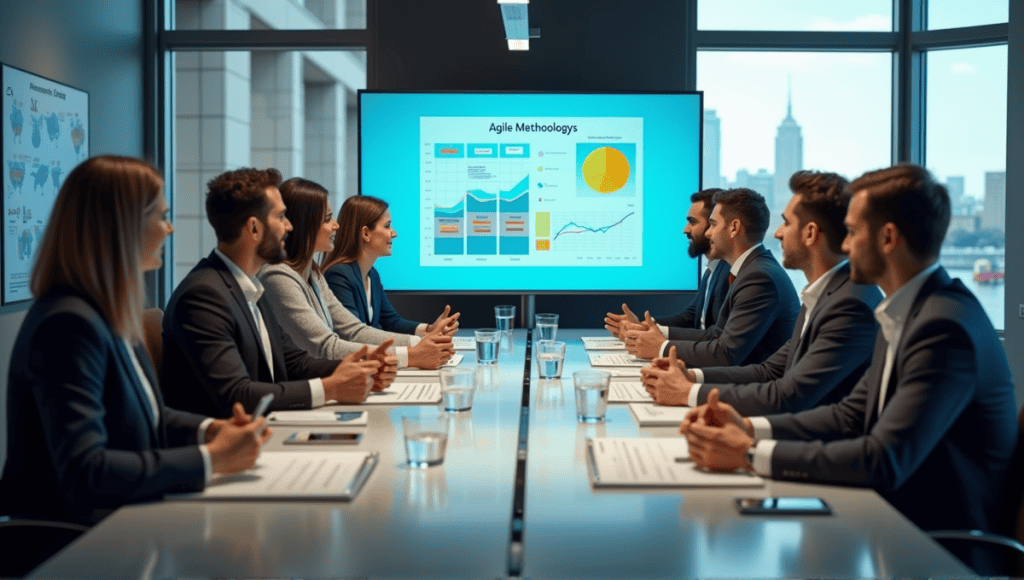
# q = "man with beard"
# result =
<box><xmin>680</xmin><ymin>165</ymin><xmax>1015</xmax><ymax>562</ymax></box>
<box><xmin>642</xmin><ymin>171</ymin><xmax>882</xmax><ymax>415</ymax></box>
<box><xmin>604</xmin><ymin>189</ymin><xmax>731</xmax><ymax>339</ymax></box>
<box><xmin>163</xmin><ymin>167</ymin><xmax>385</xmax><ymax>416</ymax></box>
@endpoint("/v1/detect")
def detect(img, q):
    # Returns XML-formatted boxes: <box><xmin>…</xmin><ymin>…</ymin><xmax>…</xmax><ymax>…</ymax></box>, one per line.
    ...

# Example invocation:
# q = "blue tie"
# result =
<box><xmin>698</xmin><ymin>267</ymin><xmax>712</xmax><ymax>328</ymax></box>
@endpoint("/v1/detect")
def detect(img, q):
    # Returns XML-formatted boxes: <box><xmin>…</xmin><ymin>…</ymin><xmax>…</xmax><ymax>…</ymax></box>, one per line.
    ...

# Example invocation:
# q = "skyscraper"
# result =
<box><xmin>982</xmin><ymin>171</ymin><xmax>1006</xmax><ymax>232</ymax></box>
<box><xmin>703</xmin><ymin>109</ymin><xmax>721</xmax><ymax>189</ymax></box>
<box><xmin>946</xmin><ymin>175</ymin><xmax>965</xmax><ymax>212</ymax></box>
<box><xmin>773</xmin><ymin>82</ymin><xmax>803</xmax><ymax>211</ymax></box>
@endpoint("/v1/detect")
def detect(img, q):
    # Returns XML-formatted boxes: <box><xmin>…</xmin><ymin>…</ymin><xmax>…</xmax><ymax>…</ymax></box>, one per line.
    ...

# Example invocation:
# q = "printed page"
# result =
<box><xmin>608</xmin><ymin>381</ymin><xmax>653</xmax><ymax>403</ymax></box>
<box><xmin>589</xmin><ymin>438</ymin><xmax>763</xmax><ymax>487</ymax></box>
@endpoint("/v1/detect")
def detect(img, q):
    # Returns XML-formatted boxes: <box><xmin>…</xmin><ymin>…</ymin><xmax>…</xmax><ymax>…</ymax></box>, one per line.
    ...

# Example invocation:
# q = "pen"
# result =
<box><xmin>674</xmin><ymin>457</ymin><xmax>690</xmax><ymax>463</ymax></box>
<box><xmin>251</xmin><ymin>393</ymin><xmax>274</xmax><ymax>435</ymax></box>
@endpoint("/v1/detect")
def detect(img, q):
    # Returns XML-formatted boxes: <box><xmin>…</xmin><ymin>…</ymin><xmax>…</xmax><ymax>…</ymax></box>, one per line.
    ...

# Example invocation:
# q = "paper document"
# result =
<box><xmin>608</xmin><ymin>381</ymin><xmax>653</xmax><ymax>403</ymax></box>
<box><xmin>589</xmin><ymin>352</ymin><xmax>649</xmax><ymax>367</ymax></box>
<box><xmin>397</xmin><ymin>354</ymin><xmax>463</xmax><ymax>377</ymax></box>
<box><xmin>364</xmin><ymin>382</ymin><xmax>441</xmax><ymax>404</ymax></box>
<box><xmin>581</xmin><ymin>336</ymin><xmax>627</xmax><ymax>350</ymax></box>
<box><xmin>267</xmin><ymin>410</ymin><xmax>368</xmax><ymax>427</ymax></box>
<box><xmin>587</xmin><ymin>438</ymin><xmax>763</xmax><ymax>487</ymax></box>
<box><xmin>173</xmin><ymin>451</ymin><xmax>378</xmax><ymax>499</ymax></box>
<box><xmin>452</xmin><ymin>337</ymin><xmax>476</xmax><ymax>350</ymax></box>
<box><xmin>629</xmin><ymin>403</ymin><xmax>690</xmax><ymax>426</ymax></box>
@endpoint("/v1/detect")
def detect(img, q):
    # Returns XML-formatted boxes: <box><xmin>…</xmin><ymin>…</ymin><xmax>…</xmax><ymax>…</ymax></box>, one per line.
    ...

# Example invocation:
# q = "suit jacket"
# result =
<box><xmin>1</xmin><ymin>291</ymin><xmax>206</xmax><ymax>525</ymax></box>
<box><xmin>765</xmin><ymin>267</ymin><xmax>1016</xmax><ymax>532</ymax></box>
<box><xmin>697</xmin><ymin>263</ymin><xmax>882</xmax><ymax>415</ymax></box>
<box><xmin>665</xmin><ymin>246</ymin><xmax>800</xmax><ymax>367</ymax></box>
<box><xmin>324</xmin><ymin>262</ymin><xmax>420</xmax><ymax>335</ymax></box>
<box><xmin>162</xmin><ymin>251</ymin><xmax>340</xmax><ymax>417</ymax></box>
<box><xmin>660</xmin><ymin>259</ymin><xmax>731</xmax><ymax>331</ymax></box>
<box><xmin>259</xmin><ymin>263</ymin><xmax>412</xmax><ymax>360</ymax></box>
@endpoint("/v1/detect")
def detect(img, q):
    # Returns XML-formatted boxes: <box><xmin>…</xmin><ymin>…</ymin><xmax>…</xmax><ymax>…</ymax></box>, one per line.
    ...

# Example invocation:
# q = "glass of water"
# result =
<box><xmin>475</xmin><ymin>329</ymin><xmax>500</xmax><ymax>364</ymax></box>
<box><xmin>535</xmin><ymin>313</ymin><xmax>559</xmax><ymax>341</ymax></box>
<box><xmin>574</xmin><ymin>369</ymin><xmax>611</xmax><ymax>423</ymax></box>
<box><xmin>403</xmin><ymin>414</ymin><xmax>451</xmax><ymax>468</ymax></box>
<box><xmin>494</xmin><ymin>305</ymin><xmax>516</xmax><ymax>333</ymax></box>
<box><xmin>439</xmin><ymin>367</ymin><xmax>475</xmax><ymax>412</ymax></box>
<box><xmin>535</xmin><ymin>340</ymin><xmax>566</xmax><ymax>379</ymax></box>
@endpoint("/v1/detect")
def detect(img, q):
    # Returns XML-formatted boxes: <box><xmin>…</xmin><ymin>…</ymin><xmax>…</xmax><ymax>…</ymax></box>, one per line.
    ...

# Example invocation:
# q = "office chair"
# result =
<box><xmin>142</xmin><ymin>307</ymin><xmax>164</xmax><ymax>378</ymax></box>
<box><xmin>0</xmin><ymin>515</ymin><xmax>90</xmax><ymax>577</ymax></box>
<box><xmin>929</xmin><ymin>408</ymin><xmax>1024</xmax><ymax>575</ymax></box>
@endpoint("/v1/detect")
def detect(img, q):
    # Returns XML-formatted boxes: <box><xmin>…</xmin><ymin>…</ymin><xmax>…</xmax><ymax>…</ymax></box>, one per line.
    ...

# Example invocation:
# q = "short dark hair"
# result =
<box><xmin>279</xmin><ymin>177</ymin><xmax>330</xmax><ymax>273</ymax></box>
<box><xmin>849</xmin><ymin>164</ymin><xmax>950</xmax><ymax>260</ymax></box>
<box><xmin>690</xmin><ymin>188</ymin><xmax>724</xmax><ymax>215</ymax></box>
<box><xmin>711</xmin><ymin>188</ymin><xmax>770</xmax><ymax>243</ymax></box>
<box><xmin>205</xmin><ymin>167</ymin><xmax>283</xmax><ymax>243</ymax></box>
<box><xmin>789</xmin><ymin>170</ymin><xmax>851</xmax><ymax>254</ymax></box>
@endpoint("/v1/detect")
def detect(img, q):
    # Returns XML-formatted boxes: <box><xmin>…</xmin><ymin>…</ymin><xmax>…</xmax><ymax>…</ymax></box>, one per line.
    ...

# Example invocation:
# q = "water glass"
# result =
<box><xmin>439</xmin><ymin>367</ymin><xmax>475</xmax><ymax>412</ymax></box>
<box><xmin>403</xmin><ymin>414</ymin><xmax>450</xmax><ymax>468</ymax></box>
<box><xmin>574</xmin><ymin>369</ymin><xmax>611</xmax><ymax>423</ymax></box>
<box><xmin>495</xmin><ymin>305</ymin><xmax>516</xmax><ymax>333</ymax></box>
<box><xmin>535</xmin><ymin>340</ymin><xmax>566</xmax><ymax>379</ymax></box>
<box><xmin>475</xmin><ymin>329</ymin><xmax>501</xmax><ymax>364</ymax></box>
<box><xmin>535</xmin><ymin>313</ymin><xmax>559</xmax><ymax>341</ymax></box>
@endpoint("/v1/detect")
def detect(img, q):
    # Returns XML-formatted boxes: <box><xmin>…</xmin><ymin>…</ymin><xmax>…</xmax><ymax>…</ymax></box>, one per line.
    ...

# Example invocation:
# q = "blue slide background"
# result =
<box><xmin>360</xmin><ymin>91</ymin><xmax>702</xmax><ymax>292</ymax></box>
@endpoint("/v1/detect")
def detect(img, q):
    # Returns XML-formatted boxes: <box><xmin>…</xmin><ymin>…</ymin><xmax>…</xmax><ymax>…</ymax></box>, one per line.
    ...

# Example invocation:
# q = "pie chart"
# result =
<box><xmin>581</xmin><ymin>146</ymin><xmax>631</xmax><ymax>193</ymax></box>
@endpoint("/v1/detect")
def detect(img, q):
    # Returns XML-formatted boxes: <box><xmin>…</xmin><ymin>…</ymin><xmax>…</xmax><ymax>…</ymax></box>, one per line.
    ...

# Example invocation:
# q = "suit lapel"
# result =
<box><xmin>793</xmin><ymin>264</ymin><xmax>851</xmax><ymax>363</ymax></box>
<box><xmin>862</xmin><ymin>332</ymin><xmax>890</xmax><ymax>431</ymax></box>
<box><xmin>210</xmin><ymin>252</ymin><xmax>273</xmax><ymax>381</ymax></box>
<box><xmin>784</xmin><ymin>306</ymin><xmax>807</xmax><ymax>371</ymax></box>
<box><xmin>112</xmin><ymin>338</ymin><xmax>159</xmax><ymax>445</ymax></box>
<box><xmin>351</xmin><ymin>263</ymin><xmax>371</xmax><ymax>324</ymax></box>
<box><xmin>134</xmin><ymin>344</ymin><xmax>166</xmax><ymax>446</ymax></box>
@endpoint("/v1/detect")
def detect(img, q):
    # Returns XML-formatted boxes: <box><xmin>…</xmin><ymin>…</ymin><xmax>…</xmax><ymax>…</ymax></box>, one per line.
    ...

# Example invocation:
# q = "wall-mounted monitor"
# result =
<box><xmin>2</xmin><ymin>63</ymin><xmax>89</xmax><ymax>305</ymax></box>
<box><xmin>359</xmin><ymin>91</ymin><xmax>701</xmax><ymax>293</ymax></box>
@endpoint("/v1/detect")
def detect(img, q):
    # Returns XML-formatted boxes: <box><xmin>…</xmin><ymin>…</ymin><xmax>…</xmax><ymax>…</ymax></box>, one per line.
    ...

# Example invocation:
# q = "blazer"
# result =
<box><xmin>1</xmin><ymin>291</ymin><xmax>206</xmax><ymax>525</ymax></box>
<box><xmin>162</xmin><ymin>251</ymin><xmax>340</xmax><ymax>417</ymax></box>
<box><xmin>259</xmin><ymin>263</ymin><xmax>412</xmax><ymax>360</ymax></box>
<box><xmin>697</xmin><ymin>263</ymin><xmax>882</xmax><ymax>415</ymax></box>
<box><xmin>659</xmin><ymin>259</ymin><xmax>731</xmax><ymax>331</ymax></box>
<box><xmin>665</xmin><ymin>245</ymin><xmax>800</xmax><ymax>367</ymax></box>
<box><xmin>765</xmin><ymin>267</ymin><xmax>1016</xmax><ymax>532</ymax></box>
<box><xmin>324</xmin><ymin>262</ymin><xmax>420</xmax><ymax>335</ymax></box>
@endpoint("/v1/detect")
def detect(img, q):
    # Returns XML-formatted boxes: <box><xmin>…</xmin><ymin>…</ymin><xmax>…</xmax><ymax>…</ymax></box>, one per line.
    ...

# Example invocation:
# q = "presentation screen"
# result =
<box><xmin>359</xmin><ymin>91</ymin><xmax>702</xmax><ymax>293</ymax></box>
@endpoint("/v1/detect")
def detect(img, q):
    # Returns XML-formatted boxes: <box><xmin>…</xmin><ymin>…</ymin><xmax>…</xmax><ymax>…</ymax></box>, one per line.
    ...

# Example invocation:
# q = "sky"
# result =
<box><xmin>696</xmin><ymin>0</ymin><xmax>1008</xmax><ymax>202</ymax></box>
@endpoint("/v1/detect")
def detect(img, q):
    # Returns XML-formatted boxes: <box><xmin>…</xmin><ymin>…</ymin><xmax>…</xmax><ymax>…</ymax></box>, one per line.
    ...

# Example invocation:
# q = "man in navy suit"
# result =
<box><xmin>682</xmin><ymin>164</ymin><xmax>1016</xmax><ymax>539</ymax></box>
<box><xmin>642</xmin><ymin>171</ymin><xmax>882</xmax><ymax>415</ymax></box>
<box><xmin>605</xmin><ymin>188</ymin><xmax>731</xmax><ymax>338</ymax></box>
<box><xmin>625</xmin><ymin>188</ymin><xmax>800</xmax><ymax>367</ymax></box>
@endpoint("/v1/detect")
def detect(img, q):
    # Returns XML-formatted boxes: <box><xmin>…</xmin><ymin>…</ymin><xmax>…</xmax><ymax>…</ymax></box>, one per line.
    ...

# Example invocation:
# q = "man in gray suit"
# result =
<box><xmin>681</xmin><ymin>164</ymin><xmax>1016</xmax><ymax>537</ymax></box>
<box><xmin>625</xmin><ymin>188</ymin><xmax>800</xmax><ymax>367</ymax></box>
<box><xmin>641</xmin><ymin>171</ymin><xmax>882</xmax><ymax>415</ymax></box>
<box><xmin>605</xmin><ymin>188</ymin><xmax>731</xmax><ymax>338</ymax></box>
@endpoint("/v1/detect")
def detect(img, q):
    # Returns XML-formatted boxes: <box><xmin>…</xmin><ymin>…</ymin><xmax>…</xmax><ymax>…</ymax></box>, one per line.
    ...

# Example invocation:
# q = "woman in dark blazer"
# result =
<box><xmin>321</xmin><ymin>195</ymin><xmax>457</xmax><ymax>335</ymax></box>
<box><xmin>1</xmin><ymin>155</ymin><xmax>268</xmax><ymax>526</ymax></box>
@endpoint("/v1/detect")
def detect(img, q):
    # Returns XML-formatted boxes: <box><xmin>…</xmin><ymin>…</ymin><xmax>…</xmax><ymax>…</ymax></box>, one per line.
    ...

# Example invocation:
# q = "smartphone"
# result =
<box><xmin>251</xmin><ymin>393</ymin><xmax>274</xmax><ymax>436</ymax></box>
<box><xmin>735</xmin><ymin>497</ymin><xmax>832</xmax><ymax>515</ymax></box>
<box><xmin>284</xmin><ymin>431</ymin><xmax>362</xmax><ymax>445</ymax></box>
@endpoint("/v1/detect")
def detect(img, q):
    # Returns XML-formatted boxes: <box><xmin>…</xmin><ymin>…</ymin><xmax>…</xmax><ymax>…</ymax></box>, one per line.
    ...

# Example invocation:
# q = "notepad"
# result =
<box><xmin>173</xmin><ymin>451</ymin><xmax>378</xmax><ymax>500</ymax></box>
<box><xmin>589</xmin><ymin>352</ymin><xmax>649</xmax><ymax>367</ymax></box>
<box><xmin>608</xmin><ymin>381</ymin><xmax>653</xmax><ymax>403</ymax></box>
<box><xmin>452</xmin><ymin>337</ymin><xmax>476</xmax><ymax>350</ymax></box>
<box><xmin>587</xmin><ymin>438</ymin><xmax>763</xmax><ymax>487</ymax></box>
<box><xmin>581</xmin><ymin>336</ymin><xmax>627</xmax><ymax>350</ymax></box>
<box><xmin>364</xmin><ymin>382</ymin><xmax>441</xmax><ymax>404</ymax></box>
<box><xmin>628</xmin><ymin>403</ymin><xmax>690</xmax><ymax>426</ymax></box>
<box><xmin>266</xmin><ymin>410</ymin><xmax>368</xmax><ymax>427</ymax></box>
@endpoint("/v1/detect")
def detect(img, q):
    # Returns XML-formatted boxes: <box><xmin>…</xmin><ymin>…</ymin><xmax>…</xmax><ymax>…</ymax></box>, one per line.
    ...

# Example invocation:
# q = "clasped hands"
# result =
<box><xmin>604</xmin><ymin>304</ymin><xmax>666</xmax><ymax>360</ymax></box>
<box><xmin>680</xmin><ymin>388</ymin><xmax>756</xmax><ymax>472</ymax></box>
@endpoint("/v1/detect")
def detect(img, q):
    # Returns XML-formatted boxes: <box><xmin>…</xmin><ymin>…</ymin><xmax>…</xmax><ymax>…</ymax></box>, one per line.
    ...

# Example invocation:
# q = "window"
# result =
<box><xmin>926</xmin><ymin>0</ymin><xmax>1008</xmax><ymax>30</ymax></box>
<box><xmin>174</xmin><ymin>0</ymin><xmax>366</xmax><ymax>30</ymax></box>
<box><xmin>698</xmin><ymin>0</ymin><xmax>892</xmax><ymax>32</ymax></box>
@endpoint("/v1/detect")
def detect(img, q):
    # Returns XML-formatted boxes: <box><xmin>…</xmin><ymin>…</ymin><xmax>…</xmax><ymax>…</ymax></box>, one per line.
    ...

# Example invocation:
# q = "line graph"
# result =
<box><xmin>546</xmin><ymin>211</ymin><xmax>640</xmax><ymax>261</ymax></box>
<box><xmin>552</xmin><ymin>211</ymin><xmax>635</xmax><ymax>241</ymax></box>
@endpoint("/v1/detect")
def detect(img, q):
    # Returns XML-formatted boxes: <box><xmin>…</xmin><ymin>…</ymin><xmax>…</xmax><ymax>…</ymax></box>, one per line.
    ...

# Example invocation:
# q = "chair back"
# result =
<box><xmin>142</xmin><ymin>308</ymin><xmax>164</xmax><ymax>379</ymax></box>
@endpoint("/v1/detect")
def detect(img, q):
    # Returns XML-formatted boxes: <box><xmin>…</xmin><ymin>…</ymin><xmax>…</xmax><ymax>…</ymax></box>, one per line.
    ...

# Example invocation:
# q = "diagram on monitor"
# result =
<box><xmin>420</xmin><ymin>116</ymin><xmax>642</xmax><ymax>267</ymax></box>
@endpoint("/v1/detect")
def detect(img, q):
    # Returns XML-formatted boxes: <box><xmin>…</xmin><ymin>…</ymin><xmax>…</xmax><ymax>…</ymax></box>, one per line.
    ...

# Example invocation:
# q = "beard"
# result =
<box><xmin>848</xmin><ymin>241</ymin><xmax>885</xmax><ymax>285</ymax></box>
<box><xmin>687</xmin><ymin>234</ymin><xmax>711</xmax><ymax>258</ymax></box>
<box><xmin>257</xmin><ymin>228</ymin><xmax>288</xmax><ymax>265</ymax></box>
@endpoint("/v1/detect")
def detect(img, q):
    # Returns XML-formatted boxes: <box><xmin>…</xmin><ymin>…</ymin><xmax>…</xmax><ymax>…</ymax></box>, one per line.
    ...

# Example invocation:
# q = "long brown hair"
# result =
<box><xmin>31</xmin><ymin>155</ymin><xmax>164</xmax><ymax>343</ymax></box>
<box><xmin>279</xmin><ymin>177</ymin><xmax>330</xmax><ymax>275</ymax></box>
<box><xmin>321</xmin><ymin>195</ymin><xmax>389</xmax><ymax>270</ymax></box>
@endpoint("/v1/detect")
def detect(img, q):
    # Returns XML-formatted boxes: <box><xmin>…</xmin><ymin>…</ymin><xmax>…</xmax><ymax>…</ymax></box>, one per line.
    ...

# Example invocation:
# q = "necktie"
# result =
<box><xmin>728</xmin><ymin>273</ymin><xmax>736</xmax><ymax>285</ymax></box>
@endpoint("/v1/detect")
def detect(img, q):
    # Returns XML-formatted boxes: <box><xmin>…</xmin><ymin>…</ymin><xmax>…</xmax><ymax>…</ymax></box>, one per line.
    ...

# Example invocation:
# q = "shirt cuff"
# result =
<box><xmin>415</xmin><ymin>323</ymin><xmax>428</xmax><ymax>336</ymax></box>
<box><xmin>198</xmin><ymin>444</ymin><xmax>213</xmax><ymax>484</ymax></box>
<box><xmin>749</xmin><ymin>416</ymin><xmax>773</xmax><ymax>441</ymax></box>
<box><xmin>309</xmin><ymin>378</ymin><xmax>326</xmax><ymax>407</ymax></box>
<box><xmin>657</xmin><ymin>324</ymin><xmax>669</xmax><ymax>338</ymax></box>
<box><xmin>197</xmin><ymin>417</ymin><xmax>214</xmax><ymax>443</ymax></box>
<box><xmin>687</xmin><ymin>383</ymin><xmax>703</xmax><ymax>407</ymax></box>
<box><xmin>396</xmin><ymin>346</ymin><xmax>409</xmax><ymax>368</ymax></box>
<box><xmin>659</xmin><ymin>341</ymin><xmax>670</xmax><ymax>357</ymax></box>
<box><xmin>751</xmin><ymin>439</ymin><xmax>777</xmax><ymax>476</ymax></box>
<box><xmin>692</xmin><ymin>368</ymin><xmax>704</xmax><ymax>383</ymax></box>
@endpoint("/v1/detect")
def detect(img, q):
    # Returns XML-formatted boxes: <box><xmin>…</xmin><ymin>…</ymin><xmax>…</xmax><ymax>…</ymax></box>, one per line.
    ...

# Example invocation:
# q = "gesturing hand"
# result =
<box><xmin>604</xmin><ymin>303</ymin><xmax>640</xmax><ymax>339</ymax></box>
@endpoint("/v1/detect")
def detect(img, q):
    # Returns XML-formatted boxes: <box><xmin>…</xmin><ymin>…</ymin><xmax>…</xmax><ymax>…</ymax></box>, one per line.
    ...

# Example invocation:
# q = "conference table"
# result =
<box><xmin>31</xmin><ymin>329</ymin><xmax>973</xmax><ymax>578</ymax></box>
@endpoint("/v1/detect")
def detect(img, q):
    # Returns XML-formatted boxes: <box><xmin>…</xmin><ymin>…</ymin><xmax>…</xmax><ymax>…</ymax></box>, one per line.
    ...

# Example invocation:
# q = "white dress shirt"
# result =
<box><xmin>657</xmin><ymin>258</ymin><xmax>721</xmax><ymax>338</ymax></box>
<box><xmin>215</xmin><ymin>248</ymin><xmax>326</xmax><ymax>407</ymax></box>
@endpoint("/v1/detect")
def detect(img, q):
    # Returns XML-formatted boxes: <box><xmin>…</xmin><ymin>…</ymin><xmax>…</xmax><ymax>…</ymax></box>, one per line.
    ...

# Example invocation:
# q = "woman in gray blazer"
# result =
<box><xmin>259</xmin><ymin>178</ymin><xmax>455</xmax><ymax>370</ymax></box>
